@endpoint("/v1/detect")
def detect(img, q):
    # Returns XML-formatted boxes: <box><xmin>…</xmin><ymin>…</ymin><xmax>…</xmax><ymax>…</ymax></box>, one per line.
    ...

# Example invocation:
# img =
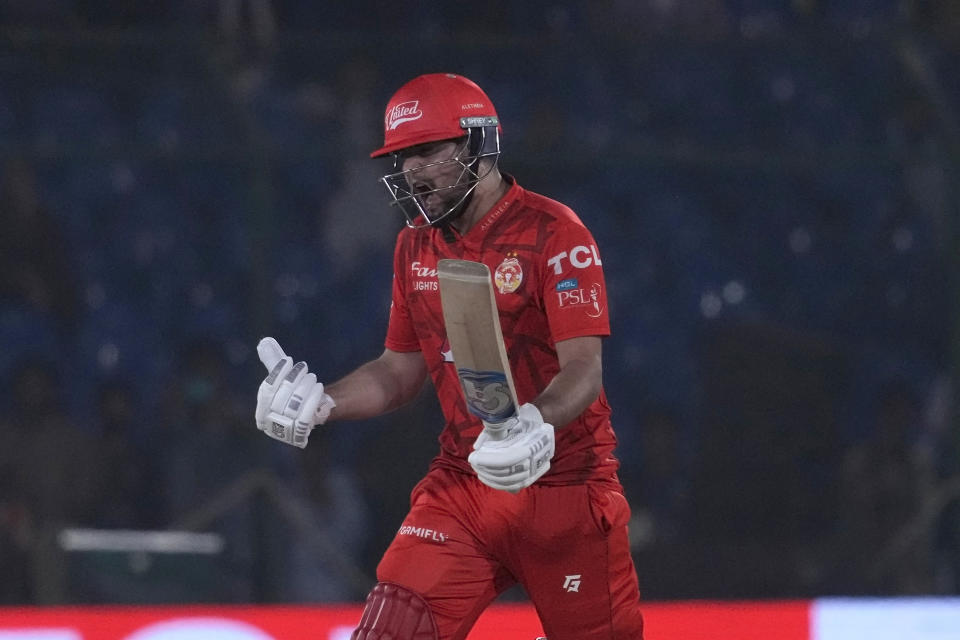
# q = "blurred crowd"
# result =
<box><xmin>1</xmin><ymin>0</ymin><xmax>960</xmax><ymax>604</ymax></box>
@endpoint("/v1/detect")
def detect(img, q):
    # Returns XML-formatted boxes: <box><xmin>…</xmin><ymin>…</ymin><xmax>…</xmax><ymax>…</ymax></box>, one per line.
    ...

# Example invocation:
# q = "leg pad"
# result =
<box><xmin>351</xmin><ymin>582</ymin><xmax>439</xmax><ymax>640</ymax></box>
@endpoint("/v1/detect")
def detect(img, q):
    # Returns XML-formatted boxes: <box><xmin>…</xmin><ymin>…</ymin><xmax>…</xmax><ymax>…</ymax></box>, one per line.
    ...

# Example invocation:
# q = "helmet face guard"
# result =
<box><xmin>379</xmin><ymin>122</ymin><xmax>500</xmax><ymax>229</ymax></box>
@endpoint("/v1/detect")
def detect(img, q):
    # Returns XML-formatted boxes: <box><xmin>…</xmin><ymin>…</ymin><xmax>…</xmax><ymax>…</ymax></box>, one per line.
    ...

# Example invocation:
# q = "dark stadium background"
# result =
<box><xmin>0</xmin><ymin>0</ymin><xmax>957</xmax><ymax>608</ymax></box>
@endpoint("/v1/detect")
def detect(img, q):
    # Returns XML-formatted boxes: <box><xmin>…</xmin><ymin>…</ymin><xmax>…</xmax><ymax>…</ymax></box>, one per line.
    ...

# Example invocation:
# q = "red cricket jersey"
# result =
<box><xmin>385</xmin><ymin>176</ymin><xmax>620</xmax><ymax>484</ymax></box>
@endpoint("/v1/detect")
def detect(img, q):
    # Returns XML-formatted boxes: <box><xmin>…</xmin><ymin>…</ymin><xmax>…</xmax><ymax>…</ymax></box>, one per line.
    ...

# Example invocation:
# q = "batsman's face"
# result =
<box><xmin>399</xmin><ymin>139</ymin><xmax>471</xmax><ymax>219</ymax></box>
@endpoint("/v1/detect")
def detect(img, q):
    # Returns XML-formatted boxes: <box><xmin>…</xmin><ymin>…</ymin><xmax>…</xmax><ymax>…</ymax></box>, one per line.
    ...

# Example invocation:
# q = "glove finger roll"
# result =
<box><xmin>479</xmin><ymin>460</ymin><xmax>550</xmax><ymax>492</ymax></box>
<box><xmin>257</xmin><ymin>337</ymin><xmax>288</xmax><ymax>372</ymax></box>
<box><xmin>255</xmin><ymin>357</ymin><xmax>293</xmax><ymax>428</ymax></box>
<box><xmin>282</xmin><ymin>372</ymin><xmax>316</xmax><ymax>419</ymax></box>
<box><xmin>475</xmin><ymin>470</ymin><xmax>529</xmax><ymax>492</ymax></box>
<box><xmin>468</xmin><ymin>454</ymin><xmax>529</xmax><ymax>476</ymax></box>
<box><xmin>269</xmin><ymin>361</ymin><xmax>308</xmax><ymax>414</ymax></box>
<box><xmin>468</xmin><ymin>450</ymin><xmax>526</xmax><ymax>470</ymax></box>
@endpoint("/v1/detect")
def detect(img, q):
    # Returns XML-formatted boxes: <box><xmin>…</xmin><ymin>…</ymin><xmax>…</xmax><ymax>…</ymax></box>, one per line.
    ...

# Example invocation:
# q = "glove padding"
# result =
<box><xmin>255</xmin><ymin>337</ymin><xmax>335</xmax><ymax>449</ymax></box>
<box><xmin>468</xmin><ymin>403</ymin><xmax>555</xmax><ymax>492</ymax></box>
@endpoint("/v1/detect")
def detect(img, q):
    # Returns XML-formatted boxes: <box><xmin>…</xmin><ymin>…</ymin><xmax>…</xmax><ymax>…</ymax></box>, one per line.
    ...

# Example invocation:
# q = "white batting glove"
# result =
<box><xmin>255</xmin><ymin>337</ymin><xmax>335</xmax><ymax>449</ymax></box>
<box><xmin>468</xmin><ymin>403</ymin><xmax>555</xmax><ymax>492</ymax></box>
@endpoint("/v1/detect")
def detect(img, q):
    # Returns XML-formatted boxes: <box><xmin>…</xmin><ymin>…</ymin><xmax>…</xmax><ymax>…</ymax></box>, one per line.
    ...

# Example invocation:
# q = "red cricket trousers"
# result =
<box><xmin>377</xmin><ymin>466</ymin><xmax>645</xmax><ymax>639</ymax></box>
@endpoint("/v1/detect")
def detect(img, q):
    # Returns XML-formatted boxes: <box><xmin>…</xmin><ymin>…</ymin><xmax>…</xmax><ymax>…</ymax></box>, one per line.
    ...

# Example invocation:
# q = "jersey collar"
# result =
<box><xmin>457</xmin><ymin>173</ymin><xmax>522</xmax><ymax>245</ymax></box>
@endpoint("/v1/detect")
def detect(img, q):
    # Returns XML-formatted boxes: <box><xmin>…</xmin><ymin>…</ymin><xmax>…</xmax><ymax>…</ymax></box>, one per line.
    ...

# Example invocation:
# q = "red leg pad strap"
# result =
<box><xmin>351</xmin><ymin>582</ymin><xmax>439</xmax><ymax>640</ymax></box>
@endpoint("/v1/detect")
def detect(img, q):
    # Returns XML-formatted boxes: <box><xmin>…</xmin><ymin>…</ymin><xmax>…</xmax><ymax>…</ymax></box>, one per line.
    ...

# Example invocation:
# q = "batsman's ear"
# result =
<box><xmin>257</xmin><ymin>337</ymin><xmax>288</xmax><ymax>372</ymax></box>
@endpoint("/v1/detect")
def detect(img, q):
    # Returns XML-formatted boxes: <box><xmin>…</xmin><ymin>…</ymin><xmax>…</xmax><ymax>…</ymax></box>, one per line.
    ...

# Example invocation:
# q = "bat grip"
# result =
<box><xmin>481</xmin><ymin>419</ymin><xmax>511</xmax><ymax>441</ymax></box>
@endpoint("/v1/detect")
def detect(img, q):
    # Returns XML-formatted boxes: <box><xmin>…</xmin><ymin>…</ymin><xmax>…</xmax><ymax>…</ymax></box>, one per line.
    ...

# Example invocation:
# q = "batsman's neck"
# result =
<box><xmin>449</xmin><ymin>168</ymin><xmax>509</xmax><ymax>236</ymax></box>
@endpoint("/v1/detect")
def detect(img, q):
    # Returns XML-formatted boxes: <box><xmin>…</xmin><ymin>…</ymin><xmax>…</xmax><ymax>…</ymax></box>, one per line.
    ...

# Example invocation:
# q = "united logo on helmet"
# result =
<box><xmin>371</xmin><ymin>73</ymin><xmax>501</xmax><ymax>158</ymax></box>
<box><xmin>386</xmin><ymin>100</ymin><xmax>423</xmax><ymax>131</ymax></box>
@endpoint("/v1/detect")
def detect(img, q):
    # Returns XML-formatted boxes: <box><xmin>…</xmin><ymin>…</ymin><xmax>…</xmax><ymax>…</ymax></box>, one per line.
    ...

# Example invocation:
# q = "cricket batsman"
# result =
<box><xmin>255</xmin><ymin>73</ymin><xmax>645</xmax><ymax>639</ymax></box>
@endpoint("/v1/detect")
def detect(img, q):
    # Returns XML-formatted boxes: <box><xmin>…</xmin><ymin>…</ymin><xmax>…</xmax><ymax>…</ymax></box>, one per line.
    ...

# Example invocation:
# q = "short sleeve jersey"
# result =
<box><xmin>385</xmin><ymin>177</ymin><xmax>619</xmax><ymax>484</ymax></box>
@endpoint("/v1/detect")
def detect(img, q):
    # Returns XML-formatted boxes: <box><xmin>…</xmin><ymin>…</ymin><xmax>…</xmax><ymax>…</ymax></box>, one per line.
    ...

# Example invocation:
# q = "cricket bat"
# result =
<box><xmin>437</xmin><ymin>259</ymin><xmax>519</xmax><ymax>426</ymax></box>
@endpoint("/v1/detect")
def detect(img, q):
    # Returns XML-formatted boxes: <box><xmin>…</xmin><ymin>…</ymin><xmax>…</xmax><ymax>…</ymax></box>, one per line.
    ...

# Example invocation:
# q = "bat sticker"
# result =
<box><xmin>457</xmin><ymin>368</ymin><xmax>517</xmax><ymax>423</ymax></box>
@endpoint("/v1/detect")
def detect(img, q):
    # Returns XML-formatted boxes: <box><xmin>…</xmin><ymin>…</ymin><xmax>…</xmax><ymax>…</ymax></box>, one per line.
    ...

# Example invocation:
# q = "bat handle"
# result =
<box><xmin>481</xmin><ymin>418</ymin><xmax>512</xmax><ymax>441</ymax></box>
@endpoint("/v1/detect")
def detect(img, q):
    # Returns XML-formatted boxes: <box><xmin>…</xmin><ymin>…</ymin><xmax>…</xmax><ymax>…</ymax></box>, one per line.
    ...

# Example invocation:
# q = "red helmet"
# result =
<box><xmin>372</xmin><ymin>73</ymin><xmax>503</xmax><ymax>229</ymax></box>
<box><xmin>370</xmin><ymin>73</ymin><xmax>501</xmax><ymax>158</ymax></box>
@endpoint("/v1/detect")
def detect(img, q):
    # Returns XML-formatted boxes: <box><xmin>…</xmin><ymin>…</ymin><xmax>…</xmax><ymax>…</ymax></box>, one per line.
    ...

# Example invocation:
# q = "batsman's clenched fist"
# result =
<box><xmin>255</xmin><ymin>337</ymin><xmax>335</xmax><ymax>449</ymax></box>
<box><xmin>468</xmin><ymin>403</ymin><xmax>555</xmax><ymax>492</ymax></box>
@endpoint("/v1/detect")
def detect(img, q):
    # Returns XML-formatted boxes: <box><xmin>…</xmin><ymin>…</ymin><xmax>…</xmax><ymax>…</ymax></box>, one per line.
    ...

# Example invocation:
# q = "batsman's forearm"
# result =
<box><xmin>532</xmin><ymin>355</ymin><xmax>603</xmax><ymax>429</ymax></box>
<box><xmin>325</xmin><ymin>353</ymin><xmax>425</xmax><ymax>422</ymax></box>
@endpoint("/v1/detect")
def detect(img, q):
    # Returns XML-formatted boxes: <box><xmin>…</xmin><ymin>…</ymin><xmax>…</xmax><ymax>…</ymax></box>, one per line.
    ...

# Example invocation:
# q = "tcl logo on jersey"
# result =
<box><xmin>557</xmin><ymin>283</ymin><xmax>604</xmax><ymax>318</ymax></box>
<box><xmin>546</xmin><ymin>245</ymin><xmax>603</xmax><ymax>275</ymax></box>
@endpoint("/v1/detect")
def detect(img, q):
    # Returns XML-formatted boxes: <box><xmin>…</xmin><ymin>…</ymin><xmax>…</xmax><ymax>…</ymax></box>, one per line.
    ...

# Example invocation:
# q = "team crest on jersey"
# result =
<box><xmin>494</xmin><ymin>255</ymin><xmax>523</xmax><ymax>294</ymax></box>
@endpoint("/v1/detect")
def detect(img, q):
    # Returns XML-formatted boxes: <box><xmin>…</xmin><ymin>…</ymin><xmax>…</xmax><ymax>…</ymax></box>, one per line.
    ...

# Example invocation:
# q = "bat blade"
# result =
<box><xmin>437</xmin><ymin>259</ymin><xmax>519</xmax><ymax>425</ymax></box>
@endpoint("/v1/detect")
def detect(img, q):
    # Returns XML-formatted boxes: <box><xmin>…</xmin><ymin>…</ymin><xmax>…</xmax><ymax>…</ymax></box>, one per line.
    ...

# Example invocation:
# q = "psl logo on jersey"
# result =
<box><xmin>387</xmin><ymin>100</ymin><xmax>423</xmax><ymax>130</ymax></box>
<box><xmin>585</xmin><ymin>283</ymin><xmax>603</xmax><ymax>318</ymax></box>
<box><xmin>494</xmin><ymin>255</ymin><xmax>523</xmax><ymax>294</ymax></box>
<box><xmin>557</xmin><ymin>282</ymin><xmax>604</xmax><ymax>318</ymax></box>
